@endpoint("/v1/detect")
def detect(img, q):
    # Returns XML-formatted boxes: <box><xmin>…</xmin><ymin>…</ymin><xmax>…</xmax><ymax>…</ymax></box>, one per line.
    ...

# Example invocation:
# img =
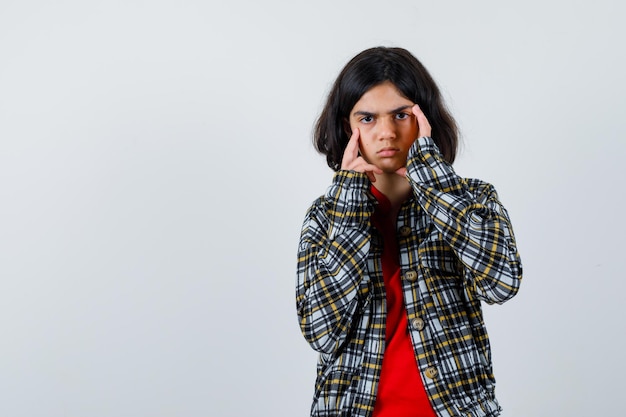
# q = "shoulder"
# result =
<box><xmin>305</xmin><ymin>195</ymin><xmax>327</xmax><ymax>217</ymax></box>
<box><xmin>301</xmin><ymin>195</ymin><xmax>330</xmax><ymax>229</ymax></box>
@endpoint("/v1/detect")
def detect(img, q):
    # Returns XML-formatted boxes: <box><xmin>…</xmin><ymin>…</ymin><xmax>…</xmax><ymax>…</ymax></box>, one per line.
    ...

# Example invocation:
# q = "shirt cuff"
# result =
<box><xmin>331</xmin><ymin>170</ymin><xmax>371</xmax><ymax>191</ymax></box>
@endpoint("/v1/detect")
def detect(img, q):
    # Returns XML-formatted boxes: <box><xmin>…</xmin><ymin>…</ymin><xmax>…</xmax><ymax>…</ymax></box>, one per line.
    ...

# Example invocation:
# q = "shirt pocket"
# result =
<box><xmin>313</xmin><ymin>331</ymin><xmax>367</xmax><ymax>414</ymax></box>
<box><xmin>417</xmin><ymin>233</ymin><xmax>468</xmax><ymax>330</ymax></box>
<box><xmin>312</xmin><ymin>364</ymin><xmax>360</xmax><ymax>414</ymax></box>
<box><xmin>418</xmin><ymin>233</ymin><xmax>496</xmax><ymax>401</ymax></box>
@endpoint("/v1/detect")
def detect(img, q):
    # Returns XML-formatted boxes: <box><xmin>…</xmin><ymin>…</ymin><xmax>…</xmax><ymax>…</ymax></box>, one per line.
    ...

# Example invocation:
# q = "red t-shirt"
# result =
<box><xmin>370</xmin><ymin>186</ymin><xmax>436</xmax><ymax>417</ymax></box>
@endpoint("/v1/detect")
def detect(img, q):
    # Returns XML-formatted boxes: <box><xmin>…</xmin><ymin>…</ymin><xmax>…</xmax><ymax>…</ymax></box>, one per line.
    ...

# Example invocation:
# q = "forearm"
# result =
<box><xmin>407</xmin><ymin>137</ymin><xmax>522</xmax><ymax>303</ymax></box>
<box><xmin>296</xmin><ymin>171</ymin><xmax>374</xmax><ymax>352</ymax></box>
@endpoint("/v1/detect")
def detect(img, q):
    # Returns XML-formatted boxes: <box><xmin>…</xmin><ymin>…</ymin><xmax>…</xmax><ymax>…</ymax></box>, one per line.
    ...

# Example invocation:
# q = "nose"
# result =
<box><xmin>376</xmin><ymin>116</ymin><xmax>397</xmax><ymax>140</ymax></box>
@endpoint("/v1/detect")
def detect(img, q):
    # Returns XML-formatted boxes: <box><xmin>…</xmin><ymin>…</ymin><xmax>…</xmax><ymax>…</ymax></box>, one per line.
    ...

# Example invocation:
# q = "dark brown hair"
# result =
<box><xmin>314</xmin><ymin>47</ymin><xmax>459</xmax><ymax>170</ymax></box>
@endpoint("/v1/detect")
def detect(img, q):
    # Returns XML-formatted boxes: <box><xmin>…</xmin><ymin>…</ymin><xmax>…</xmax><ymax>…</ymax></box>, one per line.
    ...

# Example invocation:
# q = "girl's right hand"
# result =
<box><xmin>340</xmin><ymin>128</ymin><xmax>383</xmax><ymax>183</ymax></box>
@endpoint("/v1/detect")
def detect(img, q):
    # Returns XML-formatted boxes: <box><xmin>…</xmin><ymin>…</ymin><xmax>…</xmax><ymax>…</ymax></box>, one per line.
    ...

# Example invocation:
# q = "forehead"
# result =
<box><xmin>350</xmin><ymin>81</ymin><xmax>412</xmax><ymax>114</ymax></box>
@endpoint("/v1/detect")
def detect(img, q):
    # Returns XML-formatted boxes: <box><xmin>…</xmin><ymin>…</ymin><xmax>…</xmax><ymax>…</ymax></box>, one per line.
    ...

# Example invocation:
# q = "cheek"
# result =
<box><xmin>358</xmin><ymin>132</ymin><xmax>374</xmax><ymax>149</ymax></box>
<box><xmin>402</xmin><ymin>123</ymin><xmax>419</xmax><ymax>141</ymax></box>
<box><xmin>358</xmin><ymin>134</ymin><xmax>376</xmax><ymax>160</ymax></box>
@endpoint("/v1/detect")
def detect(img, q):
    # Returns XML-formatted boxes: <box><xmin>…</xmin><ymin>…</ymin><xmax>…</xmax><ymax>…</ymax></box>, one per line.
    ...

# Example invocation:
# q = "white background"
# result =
<box><xmin>1</xmin><ymin>1</ymin><xmax>624</xmax><ymax>416</ymax></box>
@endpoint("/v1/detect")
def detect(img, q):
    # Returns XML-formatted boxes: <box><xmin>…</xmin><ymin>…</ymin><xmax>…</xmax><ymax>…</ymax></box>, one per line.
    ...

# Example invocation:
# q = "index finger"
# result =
<box><xmin>345</xmin><ymin>127</ymin><xmax>360</xmax><ymax>158</ymax></box>
<box><xmin>412</xmin><ymin>104</ymin><xmax>432</xmax><ymax>137</ymax></box>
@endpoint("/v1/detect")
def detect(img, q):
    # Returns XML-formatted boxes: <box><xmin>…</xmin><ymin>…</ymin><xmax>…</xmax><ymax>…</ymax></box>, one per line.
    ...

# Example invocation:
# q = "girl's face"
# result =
<box><xmin>348</xmin><ymin>81</ymin><xmax>419</xmax><ymax>174</ymax></box>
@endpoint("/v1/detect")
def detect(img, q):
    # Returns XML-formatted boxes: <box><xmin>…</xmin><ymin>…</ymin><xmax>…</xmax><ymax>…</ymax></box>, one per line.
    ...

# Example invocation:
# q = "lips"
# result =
<box><xmin>377</xmin><ymin>147</ymin><xmax>399</xmax><ymax>157</ymax></box>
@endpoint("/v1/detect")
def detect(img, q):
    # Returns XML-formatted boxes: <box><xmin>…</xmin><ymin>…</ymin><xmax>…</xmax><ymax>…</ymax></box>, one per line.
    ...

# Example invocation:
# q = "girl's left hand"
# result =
<box><xmin>395</xmin><ymin>104</ymin><xmax>432</xmax><ymax>177</ymax></box>
<box><xmin>412</xmin><ymin>104</ymin><xmax>431</xmax><ymax>138</ymax></box>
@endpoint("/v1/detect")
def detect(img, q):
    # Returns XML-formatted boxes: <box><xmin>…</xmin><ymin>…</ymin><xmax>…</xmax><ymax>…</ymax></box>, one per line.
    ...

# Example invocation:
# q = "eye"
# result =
<box><xmin>395</xmin><ymin>112</ymin><xmax>410</xmax><ymax>120</ymax></box>
<box><xmin>360</xmin><ymin>115</ymin><xmax>374</xmax><ymax>124</ymax></box>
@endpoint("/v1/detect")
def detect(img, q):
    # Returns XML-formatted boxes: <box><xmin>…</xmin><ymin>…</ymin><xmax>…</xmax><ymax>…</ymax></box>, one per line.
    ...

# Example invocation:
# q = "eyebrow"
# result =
<box><xmin>352</xmin><ymin>105</ymin><xmax>413</xmax><ymax>117</ymax></box>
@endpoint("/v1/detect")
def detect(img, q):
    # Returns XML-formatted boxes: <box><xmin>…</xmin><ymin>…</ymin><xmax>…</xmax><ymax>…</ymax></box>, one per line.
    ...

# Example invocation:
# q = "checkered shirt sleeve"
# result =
<box><xmin>406</xmin><ymin>136</ymin><xmax>522</xmax><ymax>303</ymax></box>
<box><xmin>296</xmin><ymin>171</ymin><xmax>375</xmax><ymax>354</ymax></box>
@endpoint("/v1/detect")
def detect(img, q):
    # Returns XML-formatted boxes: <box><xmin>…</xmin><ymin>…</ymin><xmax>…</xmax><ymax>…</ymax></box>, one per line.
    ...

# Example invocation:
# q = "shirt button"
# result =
<box><xmin>399</xmin><ymin>225</ymin><xmax>412</xmax><ymax>237</ymax></box>
<box><xmin>404</xmin><ymin>270</ymin><xmax>418</xmax><ymax>282</ymax></box>
<box><xmin>411</xmin><ymin>317</ymin><xmax>425</xmax><ymax>331</ymax></box>
<box><xmin>425</xmin><ymin>366</ymin><xmax>438</xmax><ymax>379</ymax></box>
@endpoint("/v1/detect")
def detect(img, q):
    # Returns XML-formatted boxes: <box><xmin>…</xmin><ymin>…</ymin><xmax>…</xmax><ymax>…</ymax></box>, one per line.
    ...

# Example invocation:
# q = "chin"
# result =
<box><xmin>376</xmin><ymin>161</ymin><xmax>403</xmax><ymax>173</ymax></box>
<box><xmin>380</xmin><ymin>166</ymin><xmax>403</xmax><ymax>175</ymax></box>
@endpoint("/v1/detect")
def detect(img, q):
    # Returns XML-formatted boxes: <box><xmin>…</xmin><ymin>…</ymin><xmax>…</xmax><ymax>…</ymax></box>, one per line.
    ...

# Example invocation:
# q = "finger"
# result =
<box><xmin>412</xmin><ymin>104</ymin><xmax>432</xmax><ymax>137</ymax></box>
<box><xmin>365</xmin><ymin>163</ymin><xmax>382</xmax><ymax>182</ymax></box>
<box><xmin>341</xmin><ymin>128</ymin><xmax>360</xmax><ymax>169</ymax></box>
<box><xmin>346</xmin><ymin>159</ymin><xmax>383</xmax><ymax>184</ymax></box>
<box><xmin>346</xmin><ymin>128</ymin><xmax>360</xmax><ymax>158</ymax></box>
<box><xmin>366</xmin><ymin>164</ymin><xmax>382</xmax><ymax>183</ymax></box>
<box><xmin>347</xmin><ymin>159</ymin><xmax>382</xmax><ymax>175</ymax></box>
<box><xmin>357</xmin><ymin>159</ymin><xmax>383</xmax><ymax>175</ymax></box>
<box><xmin>369</xmin><ymin>164</ymin><xmax>383</xmax><ymax>175</ymax></box>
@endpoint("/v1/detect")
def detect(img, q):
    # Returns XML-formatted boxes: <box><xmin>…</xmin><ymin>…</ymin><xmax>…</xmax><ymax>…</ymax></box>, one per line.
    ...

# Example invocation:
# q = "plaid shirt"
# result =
<box><xmin>296</xmin><ymin>137</ymin><xmax>522</xmax><ymax>417</ymax></box>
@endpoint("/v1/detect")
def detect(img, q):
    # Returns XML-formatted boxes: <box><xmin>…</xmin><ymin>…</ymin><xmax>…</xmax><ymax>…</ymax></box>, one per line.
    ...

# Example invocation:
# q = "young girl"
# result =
<box><xmin>296</xmin><ymin>47</ymin><xmax>522</xmax><ymax>417</ymax></box>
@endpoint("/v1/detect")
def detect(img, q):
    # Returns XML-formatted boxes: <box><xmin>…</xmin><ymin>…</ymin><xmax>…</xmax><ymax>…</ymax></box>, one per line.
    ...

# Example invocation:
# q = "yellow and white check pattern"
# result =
<box><xmin>296</xmin><ymin>137</ymin><xmax>522</xmax><ymax>417</ymax></box>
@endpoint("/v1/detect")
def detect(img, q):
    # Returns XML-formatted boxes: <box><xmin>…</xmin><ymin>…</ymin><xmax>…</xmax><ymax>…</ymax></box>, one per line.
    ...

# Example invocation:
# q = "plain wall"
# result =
<box><xmin>1</xmin><ymin>1</ymin><xmax>624</xmax><ymax>416</ymax></box>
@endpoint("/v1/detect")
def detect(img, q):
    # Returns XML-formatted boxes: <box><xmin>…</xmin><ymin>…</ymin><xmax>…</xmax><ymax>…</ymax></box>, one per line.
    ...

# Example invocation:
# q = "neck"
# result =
<box><xmin>372</xmin><ymin>172</ymin><xmax>412</xmax><ymax>210</ymax></box>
